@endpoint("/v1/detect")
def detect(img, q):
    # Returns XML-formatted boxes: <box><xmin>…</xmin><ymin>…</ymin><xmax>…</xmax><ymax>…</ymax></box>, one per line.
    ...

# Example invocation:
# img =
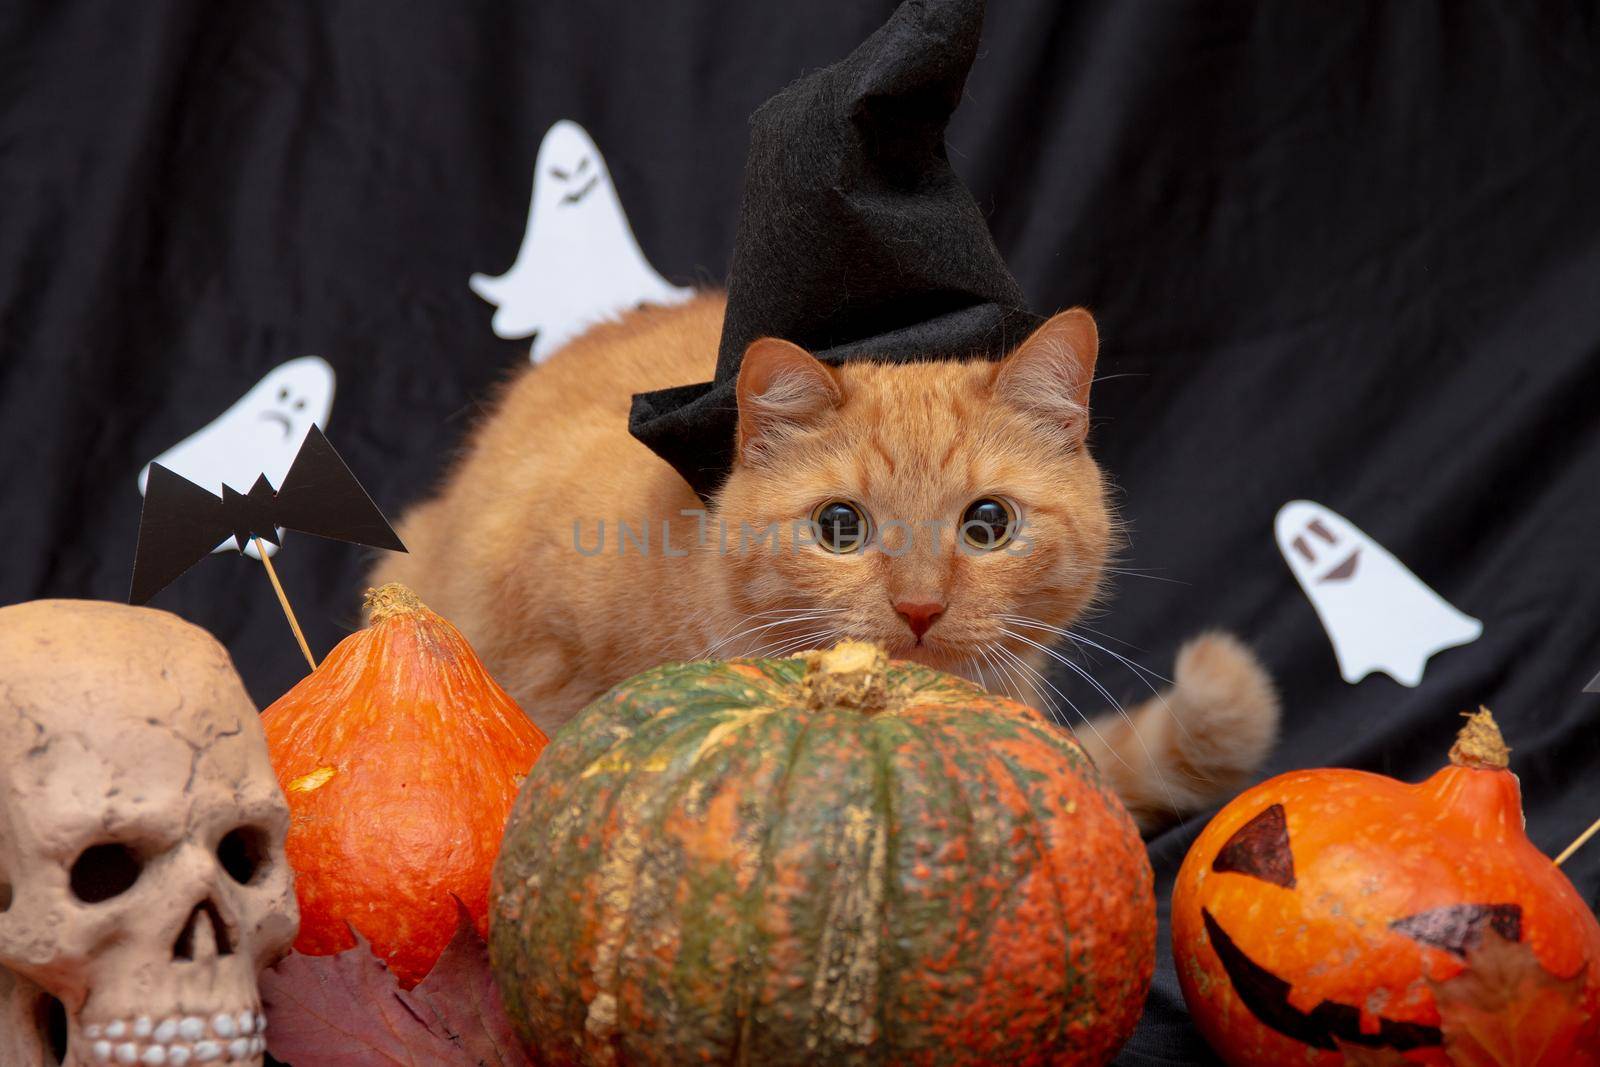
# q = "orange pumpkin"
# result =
<box><xmin>1173</xmin><ymin>709</ymin><xmax>1600</xmax><ymax>1065</ymax></box>
<box><xmin>263</xmin><ymin>583</ymin><xmax>548</xmax><ymax>986</ymax></box>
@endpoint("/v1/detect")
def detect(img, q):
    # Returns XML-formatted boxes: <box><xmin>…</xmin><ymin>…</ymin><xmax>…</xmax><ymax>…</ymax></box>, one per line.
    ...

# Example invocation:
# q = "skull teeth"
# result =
<box><xmin>83</xmin><ymin>1012</ymin><xmax>266</xmax><ymax>1064</ymax></box>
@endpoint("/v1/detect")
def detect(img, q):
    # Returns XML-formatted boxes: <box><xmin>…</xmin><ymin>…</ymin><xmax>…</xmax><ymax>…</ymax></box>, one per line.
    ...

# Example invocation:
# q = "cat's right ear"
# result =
<box><xmin>993</xmin><ymin>307</ymin><xmax>1099</xmax><ymax>445</ymax></box>
<box><xmin>735</xmin><ymin>338</ymin><xmax>842</xmax><ymax>464</ymax></box>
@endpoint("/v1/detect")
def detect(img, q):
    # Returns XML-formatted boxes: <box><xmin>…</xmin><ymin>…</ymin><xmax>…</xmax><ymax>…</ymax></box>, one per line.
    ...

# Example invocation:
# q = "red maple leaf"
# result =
<box><xmin>261</xmin><ymin>903</ymin><xmax>532</xmax><ymax>1067</ymax></box>
<box><xmin>1427</xmin><ymin>928</ymin><xmax>1597</xmax><ymax>1067</ymax></box>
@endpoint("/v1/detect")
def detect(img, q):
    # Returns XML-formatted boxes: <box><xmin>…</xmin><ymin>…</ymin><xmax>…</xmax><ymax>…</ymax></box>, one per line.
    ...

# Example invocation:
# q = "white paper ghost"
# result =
<box><xmin>1274</xmin><ymin>500</ymin><xmax>1482</xmax><ymax>687</ymax></box>
<box><xmin>469</xmin><ymin>119</ymin><xmax>693</xmax><ymax>361</ymax></box>
<box><xmin>137</xmin><ymin>355</ymin><xmax>336</xmax><ymax>558</ymax></box>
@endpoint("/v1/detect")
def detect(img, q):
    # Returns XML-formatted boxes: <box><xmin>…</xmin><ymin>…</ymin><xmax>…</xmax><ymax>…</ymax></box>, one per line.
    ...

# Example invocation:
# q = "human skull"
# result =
<box><xmin>0</xmin><ymin>600</ymin><xmax>298</xmax><ymax>1066</ymax></box>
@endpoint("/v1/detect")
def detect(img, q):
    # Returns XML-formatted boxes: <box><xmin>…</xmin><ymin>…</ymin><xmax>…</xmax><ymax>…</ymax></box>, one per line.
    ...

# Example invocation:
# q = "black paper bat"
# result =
<box><xmin>130</xmin><ymin>425</ymin><xmax>406</xmax><ymax>605</ymax></box>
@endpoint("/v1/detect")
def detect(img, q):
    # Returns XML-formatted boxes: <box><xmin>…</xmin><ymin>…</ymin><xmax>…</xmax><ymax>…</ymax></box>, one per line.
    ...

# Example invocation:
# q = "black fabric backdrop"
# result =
<box><xmin>4</xmin><ymin>3</ymin><xmax>1599</xmax><ymax>1062</ymax></box>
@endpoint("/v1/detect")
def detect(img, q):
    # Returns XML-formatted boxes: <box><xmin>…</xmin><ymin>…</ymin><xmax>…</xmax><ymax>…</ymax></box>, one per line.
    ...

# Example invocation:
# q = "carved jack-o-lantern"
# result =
<box><xmin>1173</xmin><ymin>710</ymin><xmax>1600</xmax><ymax>1066</ymax></box>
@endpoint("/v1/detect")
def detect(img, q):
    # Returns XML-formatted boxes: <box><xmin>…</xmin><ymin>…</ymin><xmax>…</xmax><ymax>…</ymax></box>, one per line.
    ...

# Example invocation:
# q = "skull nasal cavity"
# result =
<box><xmin>35</xmin><ymin>992</ymin><xmax>67</xmax><ymax>1065</ymax></box>
<box><xmin>173</xmin><ymin>900</ymin><xmax>234</xmax><ymax>960</ymax></box>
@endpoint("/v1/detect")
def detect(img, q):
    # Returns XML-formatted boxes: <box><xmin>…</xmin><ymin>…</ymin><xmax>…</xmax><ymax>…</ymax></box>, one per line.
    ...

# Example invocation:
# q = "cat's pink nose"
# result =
<box><xmin>894</xmin><ymin>600</ymin><xmax>945</xmax><ymax>640</ymax></box>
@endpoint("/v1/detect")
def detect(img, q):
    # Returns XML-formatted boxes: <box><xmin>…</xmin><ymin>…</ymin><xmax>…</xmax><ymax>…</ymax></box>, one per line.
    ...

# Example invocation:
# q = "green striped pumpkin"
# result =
<box><xmin>490</xmin><ymin>643</ymin><xmax>1155</xmax><ymax>1065</ymax></box>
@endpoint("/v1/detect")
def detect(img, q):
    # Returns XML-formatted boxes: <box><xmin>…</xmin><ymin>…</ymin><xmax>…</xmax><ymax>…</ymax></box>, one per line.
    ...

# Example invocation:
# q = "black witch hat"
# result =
<box><xmin>628</xmin><ymin>0</ymin><xmax>1041</xmax><ymax>501</ymax></box>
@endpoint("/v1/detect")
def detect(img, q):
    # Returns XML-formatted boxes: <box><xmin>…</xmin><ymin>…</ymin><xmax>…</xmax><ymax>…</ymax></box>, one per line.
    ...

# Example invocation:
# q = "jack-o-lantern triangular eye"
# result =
<box><xmin>1212</xmin><ymin>803</ymin><xmax>1296</xmax><ymax>888</ymax></box>
<box><xmin>1390</xmin><ymin>903</ymin><xmax>1523</xmax><ymax>957</ymax></box>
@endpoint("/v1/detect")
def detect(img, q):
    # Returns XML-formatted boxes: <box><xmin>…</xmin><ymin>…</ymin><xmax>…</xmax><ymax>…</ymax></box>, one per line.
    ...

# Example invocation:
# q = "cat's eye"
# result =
<box><xmin>811</xmin><ymin>499</ymin><xmax>870</xmax><ymax>553</ymax></box>
<box><xmin>960</xmin><ymin>497</ymin><xmax>1018</xmax><ymax>551</ymax></box>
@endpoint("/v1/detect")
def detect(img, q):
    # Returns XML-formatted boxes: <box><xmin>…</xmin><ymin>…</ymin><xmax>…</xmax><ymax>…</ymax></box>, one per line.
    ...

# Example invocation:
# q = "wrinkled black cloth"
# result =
<box><xmin>3</xmin><ymin>4</ymin><xmax>1598</xmax><ymax>1064</ymax></box>
<box><xmin>629</xmin><ymin>0</ymin><xmax>1041</xmax><ymax>501</ymax></box>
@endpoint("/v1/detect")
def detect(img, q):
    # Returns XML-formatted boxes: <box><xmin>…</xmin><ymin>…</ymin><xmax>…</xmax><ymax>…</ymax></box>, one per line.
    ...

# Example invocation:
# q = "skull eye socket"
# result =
<box><xmin>69</xmin><ymin>843</ymin><xmax>143</xmax><ymax>904</ymax></box>
<box><xmin>218</xmin><ymin>825</ymin><xmax>270</xmax><ymax>885</ymax></box>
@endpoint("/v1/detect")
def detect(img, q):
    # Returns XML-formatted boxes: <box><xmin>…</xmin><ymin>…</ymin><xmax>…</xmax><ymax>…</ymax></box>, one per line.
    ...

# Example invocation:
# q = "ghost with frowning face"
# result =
<box><xmin>136</xmin><ymin>355</ymin><xmax>335</xmax><ymax>559</ymax></box>
<box><xmin>469</xmin><ymin>120</ymin><xmax>692</xmax><ymax>362</ymax></box>
<box><xmin>1275</xmin><ymin>500</ymin><xmax>1482</xmax><ymax>687</ymax></box>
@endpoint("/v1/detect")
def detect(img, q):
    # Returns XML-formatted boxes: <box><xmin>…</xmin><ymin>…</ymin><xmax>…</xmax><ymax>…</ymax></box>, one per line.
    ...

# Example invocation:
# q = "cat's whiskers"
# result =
<box><xmin>1060</xmin><ymin>622</ymin><xmax>1206</xmax><ymax>745</ymax></box>
<box><xmin>747</xmin><ymin>626</ymin><xmax>840</xmax><ymax>661</ymax></box>
<box><xmin>969</xmin><ymin>652</ymin><xmax>993</xmax><ymax>695</ymax></box>
<box><xmin>700</xmin><ymin>608</ymin><xmax>844</xmax><ymax>660</ymax></box>
<box><xmin>998</xmin><ymin>626</ymin><xmax>1182</xmax><ymax>822</ymax></box>
<box><xmin>972</xmin><ymin>639</ymin><xmax>1036</xmax><ymax>703</ymax></box>
<box><xmin>1060</xmin><ymin>620</ymin><xmax>1153</xmax><ymax>654</ymax></box>
<box><xmin>988</xmin><ymin>643</ymin><xmax>1139</xmax><ymax>779</ymax></box>
<box><xmin>735</xmin><ymin>614</ymin><xmax>843</xmax><ymax>658</ymax></box>
<box><xmin>995</xmin><ymin>647</ymin><xmax>1075</xmax><ymax>733</ymax></box>
<box><xmin>972</xmin><ymin>643</ymin><xmax>1062</xmax><ymax>742</ymax></box>
<box><xmin>1098</xmin><ymin>567</ymin><xmax>1188</xmax><ymax>586</ymax></box>
<box><xmin>993</xmin><ymin>650</ymin><xmax>1037</xmax><ymax>711</ymax></box>
<box><xmin>985</xmin><ymin>643</ymin><xmax>1049</xmax><ymax>715</ymax></box>
<box><xmin>742</xmin><ymin>636</ymin><xmax>823</xmax><ymax>661</ymax></box>
<box><xmin>999</xmin><ymin>615</ymin><xmax>1172</xmax><ymax>687</ymax></box>
<box><xmin>975</xmin><ymin>644</ymin><xmax>1018</xmax><ymax>704</ymax></box>
<box><xmin>745</xmin><ymin>606</ymin><xmax>847</xmax><ymax>620</ymax></box>
<box><xmin>968</xmin><ymin>645</ymin><xmax>996</xmax><ymax>691</ymax></box>
<box><xmin>999</xmin><ymin>613</ymin><xmax>1200</xmax><ymax>751</ymax></box>
<box><xmin>1001</xmin><ymin>628</ymin><xmax>1126</xmax><ymax>716</ymax></box>
<box><xmin>952</xmin><ymin>655</ymin><xmax>990</xmax><ymax>692</ymax></box>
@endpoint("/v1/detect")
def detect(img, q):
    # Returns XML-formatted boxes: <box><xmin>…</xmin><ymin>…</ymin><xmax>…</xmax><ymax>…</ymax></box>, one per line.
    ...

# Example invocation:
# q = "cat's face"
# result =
<box><xmin>714</xmin><ymin>309</ymin><xmax>1113</xmax><ymax>679</ymax></box>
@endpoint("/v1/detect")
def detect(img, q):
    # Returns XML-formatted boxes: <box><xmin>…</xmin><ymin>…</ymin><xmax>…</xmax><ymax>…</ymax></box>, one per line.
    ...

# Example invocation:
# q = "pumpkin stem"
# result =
<box><xmin>803</xmin><ymin>641</ymin><xmax>890</xmax><ymax>713</ymax></box>
<box><xmin>1449</xmin><ymin>707</ymin><xmax>1510</xmax><ymax>770</ymax></box>
<box><xmin>364</xmin><ymin>582</ymin><xmax>427</xmax><ymax>623</ymax></box>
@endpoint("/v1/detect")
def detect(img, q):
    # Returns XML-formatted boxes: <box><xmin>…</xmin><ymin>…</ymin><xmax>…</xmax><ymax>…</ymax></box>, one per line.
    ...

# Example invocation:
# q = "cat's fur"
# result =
<box><xmin>374</xmin><ymin>293</ymin><xmax>1278</xmax><ymax>828</ymax></box>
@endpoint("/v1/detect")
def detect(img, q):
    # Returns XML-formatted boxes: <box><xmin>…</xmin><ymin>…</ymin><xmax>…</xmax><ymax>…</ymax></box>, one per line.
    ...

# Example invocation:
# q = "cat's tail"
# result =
<box><xmin>1075</xmin><ymin>631</ymin><xmax>1280</xmax><ymax>833</ymax></box>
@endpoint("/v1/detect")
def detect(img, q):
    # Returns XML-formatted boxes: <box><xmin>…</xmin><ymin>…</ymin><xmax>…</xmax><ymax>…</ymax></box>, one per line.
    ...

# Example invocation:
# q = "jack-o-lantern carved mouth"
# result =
<box><xmin>1202</xmin><ymin>908</ymin><xmax>1443</xmax><ymax>1051</ymax></box>
<box><xmin>1202</xmin><ymin>803</ymin><xmax>1526</xmax><ymax>1052</ymax></box>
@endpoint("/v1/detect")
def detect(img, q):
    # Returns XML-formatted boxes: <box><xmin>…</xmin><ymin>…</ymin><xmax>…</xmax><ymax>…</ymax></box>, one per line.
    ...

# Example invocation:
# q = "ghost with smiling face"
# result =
<box><xmin>470</xmin><ymin>120</ymin><xmax>693</xmax><ymax>362</ymax></box>
<box><xmin>1275</xmin><ymin>500</ymin><xmax>1482</xmax><ymax>687</ymax></box>
<box><xmin>136</xmin><ymin>355</ymin><xmax>335</xmax><ymax>558</ymax></box>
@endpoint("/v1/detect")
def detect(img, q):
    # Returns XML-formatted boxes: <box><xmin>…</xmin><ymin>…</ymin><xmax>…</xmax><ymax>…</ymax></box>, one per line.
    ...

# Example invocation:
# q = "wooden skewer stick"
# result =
<box><xmin>254</xmin><ymin>537</ymin><xmax>317</xmax><ymax>671</ymax></box>
<box><xmin>1554</xmin><ymin>815</ymin><xmax>1600</xmax><ymax>867</ymax></box>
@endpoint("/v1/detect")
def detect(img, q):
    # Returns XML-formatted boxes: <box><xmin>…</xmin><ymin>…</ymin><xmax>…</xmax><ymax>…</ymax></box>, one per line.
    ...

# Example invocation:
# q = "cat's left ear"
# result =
<box><xmin>993</xmin><ymin>308</ymin><xmax>1099</xmax><ymax>444</ymax></box>
<box><xmin>735</xmin><ymin>337</ymin><xmax>843</xmax><ymax>464</ymax></box>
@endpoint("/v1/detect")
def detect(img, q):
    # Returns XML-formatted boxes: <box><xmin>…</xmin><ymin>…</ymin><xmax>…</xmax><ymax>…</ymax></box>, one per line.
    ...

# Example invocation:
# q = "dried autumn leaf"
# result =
<box><xmin>261</xmin><ymin>928</ymin><xmax>460</xmax><ymax>1066</ymax></box>
<box><xmin>262</xmin><ymin>904</ymin><xmax>532</xmax><ymax>1067</ymax></box>
<box><xmin>1428</xmin><ymin>927</ymin><xmax>1595</xmax><ymax>1067</ymax></box>
<box><xmin>409</xmin><ymin>907</ymin><xmax>533</xmax><ymax>1067</ymax></box>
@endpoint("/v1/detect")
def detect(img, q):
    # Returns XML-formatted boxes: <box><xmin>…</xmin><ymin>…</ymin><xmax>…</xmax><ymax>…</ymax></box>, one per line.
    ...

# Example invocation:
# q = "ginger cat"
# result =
<box><xmin>375</xmin><ymin>294</ymin><xmax>1278</xmax><ymax>828</ymax></box>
